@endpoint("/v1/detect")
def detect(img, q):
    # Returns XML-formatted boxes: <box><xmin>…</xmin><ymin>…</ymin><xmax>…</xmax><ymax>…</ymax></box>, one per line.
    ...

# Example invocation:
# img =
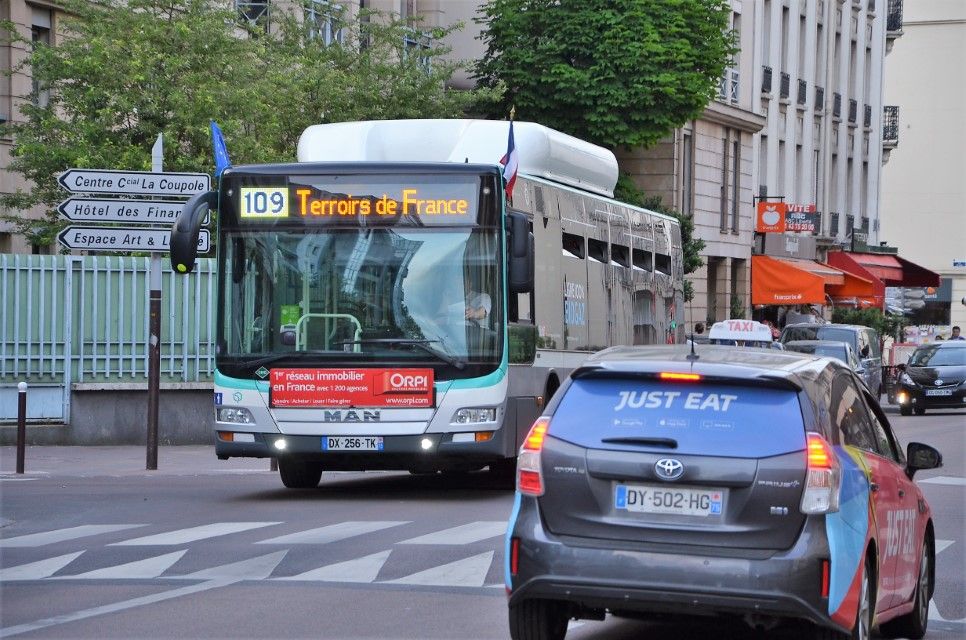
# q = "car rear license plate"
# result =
<box><xmin>925</xmin><ymin>389</ymin><xmax>953</xmax><ymax>396</ymax></box>
<box><xmin>615</xmin><ymin>484</ymin><xmax>724</xmax><ymax>517</ymax></box>
<box><xmin>322</xmin><ymin>436</ymin><xmax>384</xmax><ymax>451</ymax></box>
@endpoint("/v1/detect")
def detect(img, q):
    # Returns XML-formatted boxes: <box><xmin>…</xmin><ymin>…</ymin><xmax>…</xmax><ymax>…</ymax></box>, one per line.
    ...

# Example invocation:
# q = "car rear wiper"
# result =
<box><xmin>600</xmin><ymin>437</ymin><xmax>678</xmax><ymax>449</ymax></box>
<box><xmin>335</xmin><ymin>338</ymin><xmax>466</xmax><ymax>370</ymax></box>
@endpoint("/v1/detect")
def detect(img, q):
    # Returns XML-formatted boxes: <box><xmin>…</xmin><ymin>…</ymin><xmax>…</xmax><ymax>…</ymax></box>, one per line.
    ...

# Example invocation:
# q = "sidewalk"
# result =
<box><xmin>0</xmin><ymin>445</ymin><xmax>274</xmax><ymax>478</ymax></box>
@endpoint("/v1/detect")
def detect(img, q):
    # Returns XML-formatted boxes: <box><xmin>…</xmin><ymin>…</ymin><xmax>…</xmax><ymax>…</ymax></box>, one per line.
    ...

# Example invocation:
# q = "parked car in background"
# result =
<box><xmin>784</xmin><ymin>340</ymin><xmax>865</xmax><ymax>385</ymax></box>
<box><xmin>780</xmin><ymin>324</ymin><xmax>882</xmax><ymax>396</ymax></box>
<box><xmin>507</xmin><ymin>345</ymin><xmax>941</xmax><ymax>640</ymax></box>
<box><xmin>897</xmin><ymin>341</ymin><xmax>966</xmax><ymax>416</ymax></box>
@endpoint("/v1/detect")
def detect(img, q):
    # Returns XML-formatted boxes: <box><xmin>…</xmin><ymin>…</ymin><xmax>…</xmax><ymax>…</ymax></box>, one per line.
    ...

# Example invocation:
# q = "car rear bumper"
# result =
<box><xmin>508</xmin><ymin>501</ymin><xmax>842</xmax><ymax>633</ymax></box>
<box><xmin>897</xmin><ymin>384</ymin><xmax>966</xmax><ymax>409</ymax></box>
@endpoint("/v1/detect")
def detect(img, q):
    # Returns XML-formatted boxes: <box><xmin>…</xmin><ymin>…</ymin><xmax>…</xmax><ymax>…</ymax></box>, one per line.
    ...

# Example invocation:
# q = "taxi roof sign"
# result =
<box><xmin>708</xmin><ymin>320</ymin><xmax>774</xmax><ymax>344</ymax></box>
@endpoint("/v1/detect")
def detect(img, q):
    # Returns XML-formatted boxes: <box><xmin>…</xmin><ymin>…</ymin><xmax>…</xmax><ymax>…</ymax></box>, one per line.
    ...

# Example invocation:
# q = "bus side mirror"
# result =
<box><xmin>508</xmin><ymin>211</ymin><xmax>528</xmax><ymax>258</ymax></box>
<box><xmin>170</xmin><ymin>190</ymin><xmax>217</xmax><ymax>274</ymax></box>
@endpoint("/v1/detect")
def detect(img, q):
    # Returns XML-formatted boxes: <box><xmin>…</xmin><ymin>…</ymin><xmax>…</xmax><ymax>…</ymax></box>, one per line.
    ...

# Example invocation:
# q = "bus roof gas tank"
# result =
<box><xmin>296</xmin><ymin>119</ymin><xmax>619</xmax><ymax>198</ymax></box>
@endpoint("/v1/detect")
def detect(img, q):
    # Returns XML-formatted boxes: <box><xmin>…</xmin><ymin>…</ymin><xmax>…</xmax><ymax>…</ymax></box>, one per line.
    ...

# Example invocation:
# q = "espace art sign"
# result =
<box><xmin>269</xmin><ymin>368</ymin><xmax>435</xmax><ymax>408</ymax></box>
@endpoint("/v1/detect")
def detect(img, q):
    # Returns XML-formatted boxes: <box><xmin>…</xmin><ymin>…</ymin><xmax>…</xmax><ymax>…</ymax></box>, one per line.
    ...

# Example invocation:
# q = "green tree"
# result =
<box><xmin>0</xmin><ymin>0</ymin><xmax>494</xmax><ymax>246</ymax></box>
<box><xmin>474</xmin><ymin>0</ymin><xmax>736</xmax><ymax>149</ymax></box>
<box><xmin>832</xmin><ymin>307</ymin><xmax>907</xmax><ymax>344</ymax></box>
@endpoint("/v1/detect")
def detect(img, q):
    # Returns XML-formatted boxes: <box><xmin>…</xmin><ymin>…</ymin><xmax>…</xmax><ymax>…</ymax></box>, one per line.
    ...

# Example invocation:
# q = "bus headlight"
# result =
<box><xmin>216</xmin><ymin>407</ymin><xmax>255</xmax><ymax>424</ymax></box>
<box><xmin>452</xmin><ymin>407</ymin><xmax>497</xmax><ymax>425</ymax></box>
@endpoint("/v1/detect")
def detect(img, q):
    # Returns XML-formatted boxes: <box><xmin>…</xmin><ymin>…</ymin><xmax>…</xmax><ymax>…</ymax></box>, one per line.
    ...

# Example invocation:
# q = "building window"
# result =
<box><xmin>236</xmin><ymin>0</ymin><xmax>269</xmax><ymax>31</ymax></box>
<box><xmin>31</xmin><ymin>8</ymin><xmax>52</xmax><ymax>108</ymax></box>
<box><xmin>830</xmin><ymin>212</ymin><xmax>840</xmax><ymax>236</ymax></box>
<box><xmin>731</xmin><ymin>138</ymin><xmax>740</xmax><ymax>233</ymax></box>
<box><xmin>403</xmin><ymin>30</ymin><xmax>432</xmax><ymax>70</ymax></box>
<box><xmin>305</xmin><ymin>0</ymin><xmax>344</xmax><ymax>45</ymax></box>
<box><xmin>682</xmin><ymin>131</ymin><xmax>694</xmax><ymax>216</ymax></box>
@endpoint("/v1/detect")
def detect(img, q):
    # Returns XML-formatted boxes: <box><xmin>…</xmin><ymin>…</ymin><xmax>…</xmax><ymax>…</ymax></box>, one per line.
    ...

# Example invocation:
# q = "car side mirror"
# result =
<box><xmin>906</xmin><ymin>442</ymin><xmax>942</xmax><ymax>479</ymax></box>
<box><xmin>897</xmin><ymin>363</ymin><xmax>906</xmax><ymax>372</ymax></box>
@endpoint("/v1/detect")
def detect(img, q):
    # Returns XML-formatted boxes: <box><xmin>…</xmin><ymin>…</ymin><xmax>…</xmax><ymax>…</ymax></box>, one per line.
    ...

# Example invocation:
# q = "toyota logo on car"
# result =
<box><xmin>655</xmin><ymin>458</ymin><xmax>684</xmax><ymax>481</ymax></box>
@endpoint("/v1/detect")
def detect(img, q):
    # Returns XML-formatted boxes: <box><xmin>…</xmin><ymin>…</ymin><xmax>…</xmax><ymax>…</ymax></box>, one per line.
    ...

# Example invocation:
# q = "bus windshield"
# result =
<box><xmin>216</xmin><ymin>227</ymin><xmax>502</xmax><ymax>379</ymax></box>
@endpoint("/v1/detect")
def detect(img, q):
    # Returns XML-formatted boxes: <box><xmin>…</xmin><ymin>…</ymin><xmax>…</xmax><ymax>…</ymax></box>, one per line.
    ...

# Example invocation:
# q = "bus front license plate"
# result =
<box><xmin>615</xmin><ymin>484</ymin><xmax>724</xmax><ymax>517</ymax></box>
<box><xmin>322</xmin><ymin>436</ymin><xmax>384</xmax><ymax>451</ymax></box>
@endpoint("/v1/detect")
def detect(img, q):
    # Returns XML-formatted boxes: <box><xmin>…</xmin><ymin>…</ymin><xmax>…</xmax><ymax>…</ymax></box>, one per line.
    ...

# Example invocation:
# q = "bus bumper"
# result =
<box><xmin>214</xmin><ymin>427</ymin><xmax>512</xmax><ymax>471</ymax></box>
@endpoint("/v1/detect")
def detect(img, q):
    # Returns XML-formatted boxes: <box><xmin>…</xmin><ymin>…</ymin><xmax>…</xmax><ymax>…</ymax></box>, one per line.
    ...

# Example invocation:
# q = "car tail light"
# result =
<box><xmin>518</xmin><ymin>417</ymin><xmax>549</xmax><ymax>496</ymax></box>
<box><xmin>800</xmin><ymin>433</ymin><xmax>841</xmax><ymax>514</ymax></box>
<box><xmin>509</xmin><ymin>537</ymin><xmax>520</xmax><ymax>576</ymax></box>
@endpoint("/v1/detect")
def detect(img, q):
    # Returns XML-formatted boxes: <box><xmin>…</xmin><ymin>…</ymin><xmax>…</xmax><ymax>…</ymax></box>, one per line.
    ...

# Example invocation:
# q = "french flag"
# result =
<box><xmin>500</xmin><ymin>119</ymin><xmax>519</xmax><ymax>201</ymax></box>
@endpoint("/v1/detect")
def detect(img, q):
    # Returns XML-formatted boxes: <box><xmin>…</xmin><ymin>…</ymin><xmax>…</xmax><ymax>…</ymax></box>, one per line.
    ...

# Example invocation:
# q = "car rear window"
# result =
<box><xmin>550</xmin><ymin>378</ymin><xmax>806</xmax><ymax>458</ymax></box>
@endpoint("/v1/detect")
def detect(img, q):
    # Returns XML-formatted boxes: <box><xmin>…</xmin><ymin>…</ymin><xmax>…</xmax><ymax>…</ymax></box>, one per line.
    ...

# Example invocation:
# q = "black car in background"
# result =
<box><xmin>506</xmin><ymin>345</ymin><xmax>942</xmax><ymax>640</ymax></box>
<box><xmin>897</xmin><ymin>341</ymin><xmax>966</xmax><ymax>415</ymax></box>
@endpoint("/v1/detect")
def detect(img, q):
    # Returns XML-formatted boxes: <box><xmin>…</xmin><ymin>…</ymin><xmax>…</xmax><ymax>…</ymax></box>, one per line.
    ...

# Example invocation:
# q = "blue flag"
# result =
<box><xmin>210</xmin><ymin>120</ymin><xmax>231</xmax><ymax>176</ymax></box>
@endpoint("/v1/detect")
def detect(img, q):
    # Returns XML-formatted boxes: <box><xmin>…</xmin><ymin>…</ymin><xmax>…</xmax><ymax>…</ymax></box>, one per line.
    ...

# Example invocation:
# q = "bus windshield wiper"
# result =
<box><xmin>231</xmin><ymin>350</ymin><xmax>342</xmax><ymax>371</ymax></box>
<box><xmin>600</xmin><ymin>437</ymin><xmax>678</xmax><ymax>449</ymax></box>
<box><xmin>335</xmin><ymin>338</ymin><xmax>466</xmax><ymax>370</ymax></box>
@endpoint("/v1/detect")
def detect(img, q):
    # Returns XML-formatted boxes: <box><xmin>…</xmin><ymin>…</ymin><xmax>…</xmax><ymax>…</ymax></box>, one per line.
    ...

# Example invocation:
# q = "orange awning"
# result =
<box><xmin>776</xmin><ymin>257</ymin><xmax>846</xmax><ymax>286</ymax></box>
<box><xmin>827</xmin><ymin>270</ymin><xmax>880</xmax><ymax>309</ymax></box>
<box><xmin>751</xmin><ymin>255</ymin><xmax>827</xmax><ymax>305</ymax></box>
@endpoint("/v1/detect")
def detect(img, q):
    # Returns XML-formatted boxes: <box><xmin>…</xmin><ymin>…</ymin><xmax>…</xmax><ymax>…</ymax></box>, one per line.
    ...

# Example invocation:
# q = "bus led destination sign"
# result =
<box><xmin>236</xmin><ymin>181</ymin><xmax>478</xmax><ymax>225</ymax></box>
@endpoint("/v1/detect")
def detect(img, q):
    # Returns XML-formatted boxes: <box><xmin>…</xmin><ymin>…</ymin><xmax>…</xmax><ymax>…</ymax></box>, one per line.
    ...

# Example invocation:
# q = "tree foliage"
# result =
<box><xmin>0</xmin><ymin>0</ymin><xmax>494</xmax><ymax>245</ymax></box>
<box><xmin>832</xmin><ymin>307</ymin><xmax>907</xmax><ymax>343</ymax></box>
<box><xmin>474</xmin><ymin>0</ymin><xmax>736</xmax><ymax>149</ymax></box>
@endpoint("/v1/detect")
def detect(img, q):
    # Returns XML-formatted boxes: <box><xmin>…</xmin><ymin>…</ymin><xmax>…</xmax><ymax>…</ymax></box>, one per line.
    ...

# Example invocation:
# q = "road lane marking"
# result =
<box><xmin>0</xmin><ymin>552</ymin><xmax>84</xmax><ymax>581</ymax></box>
<box><xmin>935</xmin><ymin>539</ymin><xmax>954</xmax><ymax>554</ymax></box>
<box><xmin>110</xmin><ymin>522</ymin><xmax>281</xmax><ymax>546</ymax></box>
<box><xmin>0</xmin><ymin>579</ymin><xmax>239</xmax><ymax>638</ymax></box>
<box><xmin>168</xmin><ymin>550</ymin><xmax>288</xmax><ymax>581</ymax></box>
<box><xmin>277</xmin><ymin>550</ymin><xmax>392</xmax><ymax>583</ymax></box>
<box><xmin>398</xmin><ymin>521</ymin><xmax>506</xmax><ymax>545</ymax></box>
<box><xmin>382</xmin><ymin>551</ymin><xmax>494</xmax><ymax>587</ymax></box>
<box><xmin>256</xmin><ymin>521</ymin><xmax>409</xmax><ymax>545</ymax></box>
<box><xmin>52</xmin><ymin>551</ymin><xmax>187</xmax><ymax>580</ymax></box>
<box><xmin>919</xmin><ymin>476</ymin><xmax>966</xmax><ymax>486</ymax></box>
<box><xmin>0</xmin><ymin>525</ymin><xmax>145</xmax><ymax>548</ymax></box>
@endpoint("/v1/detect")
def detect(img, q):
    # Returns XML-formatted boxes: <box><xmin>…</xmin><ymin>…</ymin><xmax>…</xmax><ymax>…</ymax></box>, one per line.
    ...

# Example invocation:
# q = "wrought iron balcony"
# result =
<box><xmin>864</xmin><ymin>104</ymin><xmax>872</xmax><ymax>128</ymax></box>
<box><xmin>815</xmin><ymin>86</ymin><xmax>825</xmax><ymax>111</ymax></box>
<box><xmin>797</xmin><ymin>79</ymin><xmax>807</xmax><ymax>105</ymax></box>
<box><xmin>887</xmin><ymin>0</ymin><xmax>903</xmax><ymax>33</ymax></box>
<box><xmin>848</xmin><ymin>99</ymin><xmax>858</xmax><ymax>124</ymax></box>
<box><xmin>762</xmin><ymin>66</ymin><xmax>773</xmax><ymax>94</ymax></box>
<box><xmin>830</xmin><ymin>212</ymin><xmax>840</xmax><ymax>236</ymax></box>
<box><xmin>780</xmin><ymin>72</ymin><xmax>791</xmax><ymax>100</ymax></box>
<box><xmin>883</xmin><ymin>105</ymin><xmax>899</xmax><ymax>146</ymax></box>
<box><xmin>833</xmin><ymin>92</ymin><xmax>842</xmax><ymax>119</ymax></box>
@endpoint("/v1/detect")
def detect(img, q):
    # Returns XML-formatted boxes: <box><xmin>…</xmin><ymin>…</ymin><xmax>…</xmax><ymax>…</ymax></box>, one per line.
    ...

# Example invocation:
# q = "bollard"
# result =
<box><xmin>16</xmin><ymin>381</ymin><xmax>27</xmax><ymax>474</ymax></box>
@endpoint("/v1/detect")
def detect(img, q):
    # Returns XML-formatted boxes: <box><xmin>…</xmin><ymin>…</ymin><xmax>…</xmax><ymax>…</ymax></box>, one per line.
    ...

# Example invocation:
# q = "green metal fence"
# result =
<box><xmin>0</xmin><ymin>254</ymin><xmax>216</xmax><ymax>422</ymax></box>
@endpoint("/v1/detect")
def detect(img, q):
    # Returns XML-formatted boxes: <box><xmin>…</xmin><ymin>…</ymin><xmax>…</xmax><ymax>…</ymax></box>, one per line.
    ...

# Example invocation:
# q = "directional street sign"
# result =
<box><xmin>57</xmin><ymin>197</ymin><xmax>209</xmax><ymax>226</ymax></box>
<box><xmin>57</xmin><ymin>169</ymin><xmax>210</xmax><ymax>197</ymax></box>
<box><xmin>57</xmin><ymin>226</ymin><xmax>210</xmax><ymax>253</ymax></box>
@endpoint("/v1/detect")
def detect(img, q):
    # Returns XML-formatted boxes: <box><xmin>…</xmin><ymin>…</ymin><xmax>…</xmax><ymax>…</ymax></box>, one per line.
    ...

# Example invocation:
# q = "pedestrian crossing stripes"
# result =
<box><xmin>0</xmin><ymin>524</ymin><xmax>146</xmax><ymax>548</ymax></box>
<box><xmin>110</xmin><ymin>522</ymin><xmax>281</xmax><ymax>546</ymax></box>
<box><xmin>53</xmin><ymin>551</ymin><xmax>186</xmax><ymax>580</ymax></box>
<box><xmin>397</xmin><ymin>521</ymin><xmax>505</xmax><ymax>545</ymax></box>
<box><xmin>256</xmin><ymin>521</ymin><xmax>409</xmax><ymax>545</ymax></box>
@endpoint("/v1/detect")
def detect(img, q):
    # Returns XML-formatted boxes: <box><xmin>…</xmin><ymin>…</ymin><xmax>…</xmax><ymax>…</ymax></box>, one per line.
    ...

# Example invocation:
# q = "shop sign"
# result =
<box><xmin>784</xmin><ymin>203</ymin><xmax>818</xmax><ymax>233</ymax></box>
<box><xmin>755</xmin><ymin>201</ymin><xmax>787</xmax><ymax>233</ymax></box>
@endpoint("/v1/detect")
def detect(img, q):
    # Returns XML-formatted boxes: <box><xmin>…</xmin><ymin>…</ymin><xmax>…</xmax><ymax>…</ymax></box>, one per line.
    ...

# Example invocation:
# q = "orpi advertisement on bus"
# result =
<box><xmin>269</xmin><ymin>368</ymin><xmax>435</xmax><ymax>408</ymax></box>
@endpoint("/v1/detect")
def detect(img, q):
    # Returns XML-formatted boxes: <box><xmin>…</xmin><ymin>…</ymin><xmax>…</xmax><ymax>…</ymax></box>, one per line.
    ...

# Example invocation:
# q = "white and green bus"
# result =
<box><xmin>171</xmin><ymin>119</ymin><xmax>684</xmax><ymax>488</ymax></box>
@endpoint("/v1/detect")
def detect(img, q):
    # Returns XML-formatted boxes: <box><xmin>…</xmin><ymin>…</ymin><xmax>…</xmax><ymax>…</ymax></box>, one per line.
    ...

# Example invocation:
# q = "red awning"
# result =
<box><xmin>751</xmin><ymin>255</ymin><xmax>827</xmax><ymax>305</ymax></box>
<box><xmin>826</xmin><ymin>270</ymin><xmax>880</xmax><ymax>309</ymax></box>
<box><xmin>828</xmin><ymin>251</ymin><xmax>941</xmax><ymax>288</ymax></box>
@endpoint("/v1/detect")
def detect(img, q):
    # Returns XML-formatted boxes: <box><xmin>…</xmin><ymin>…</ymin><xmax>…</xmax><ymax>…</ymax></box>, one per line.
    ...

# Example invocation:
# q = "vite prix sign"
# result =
<box><xmin>58</xmin><ymin>169</ymin><xmax>210</xmax><ymax>197</ymax></box>
<box><xmin>784</xmin><ymin>204</ymin><xmax>819</xmax><ymax>233</ymax></box>
<box><xmin>58</xmin><ymin>197</ymin><xmax>209</xmax><ymax>226</ymax></box>
<box><xmin>58</xmin><ymin>226</ymin><xmax>209</xmax><ymax>253</ymax></box>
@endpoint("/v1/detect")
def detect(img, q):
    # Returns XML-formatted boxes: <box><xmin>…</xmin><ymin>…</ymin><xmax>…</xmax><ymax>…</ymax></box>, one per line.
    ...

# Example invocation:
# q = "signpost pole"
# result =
<box><xmin>146</xmin><ymin>135</ymin><xmax>163</xmax><ymax>471</ymax></box>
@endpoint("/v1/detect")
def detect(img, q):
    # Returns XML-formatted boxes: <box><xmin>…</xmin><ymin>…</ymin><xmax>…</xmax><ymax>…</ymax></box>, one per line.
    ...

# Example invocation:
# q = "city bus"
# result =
<box><xmin>170</xmin><ymin>119</ymin><xmax>684</xmax><ymax>488</ymax></box>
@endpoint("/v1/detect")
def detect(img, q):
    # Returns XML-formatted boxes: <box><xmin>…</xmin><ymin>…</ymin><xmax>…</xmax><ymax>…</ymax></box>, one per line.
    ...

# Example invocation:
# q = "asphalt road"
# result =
<box><xmin>0</xmin><ymin>405</ymin><xmax>963</xmax><ymax>640</ymax></box>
